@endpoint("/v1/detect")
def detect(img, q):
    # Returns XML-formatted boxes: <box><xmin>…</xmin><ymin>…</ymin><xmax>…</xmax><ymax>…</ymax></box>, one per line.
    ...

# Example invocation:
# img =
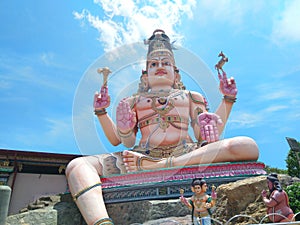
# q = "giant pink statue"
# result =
<box><xmin>66</xmin><ymin>29</ymin><xmax>259</xmax><ymax>225</ymax></box>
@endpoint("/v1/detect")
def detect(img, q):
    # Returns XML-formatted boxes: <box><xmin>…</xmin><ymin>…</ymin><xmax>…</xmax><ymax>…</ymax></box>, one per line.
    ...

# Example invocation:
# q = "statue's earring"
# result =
<box><xmin>174</xmin><ymin>79</ymin><xmax>179</xmax><ymax>89</ymax></box>
<box><xmin>138</xmin><ymin>70</ymin><xmax>149</xmax><ymax>93</ymax></box>
<box><xmin>142</xmin><ymin>70</ymin><xmax>148</xmax><ymax>88</ymax></box>
<box><xmin>173</xmin><ymin>68</ymin><xmax>185</xmax><ymax>90</ymax></box>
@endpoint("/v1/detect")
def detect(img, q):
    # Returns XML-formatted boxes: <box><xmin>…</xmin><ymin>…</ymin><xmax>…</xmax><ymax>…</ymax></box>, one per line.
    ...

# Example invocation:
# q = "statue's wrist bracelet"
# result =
<box><xmin>223</xmin><ymin>95</ymin><xmax>237</xmax><ymax>103</ymax></box>
<box><xmin>117</xmin><ymin>129</ymin><xmax>133</xmax><ymax>138</ymax></box>
<box><xmin>94</xmin><ymin>108</ymin><xmax>107</xmax><ymax>116</ymax></box>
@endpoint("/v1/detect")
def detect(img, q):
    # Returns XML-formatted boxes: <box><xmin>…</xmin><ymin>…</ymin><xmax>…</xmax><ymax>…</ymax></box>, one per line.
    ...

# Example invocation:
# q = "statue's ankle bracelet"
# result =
<box><xmin>165</xmin><ymin>156</ymin><xmax>174</xmax><ymax>168</ymax></box>
<box><xmin>94</xmin><ymin>218</ymin><xmax>114</xmax><ymax>225</ymax></box>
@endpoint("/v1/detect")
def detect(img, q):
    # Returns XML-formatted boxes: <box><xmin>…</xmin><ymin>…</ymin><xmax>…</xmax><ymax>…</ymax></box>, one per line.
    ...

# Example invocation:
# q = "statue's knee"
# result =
<box><xmin>231</xmin><ymin>136</ymin><xmax>257</xmax><ymax>148</ymax></box>
<box><xmin>229</xmin><ymin>136</ymin><xmax>259</xmax><ymax>158</ymax></box>
<box><xmin>241</xmin><ymin>136</ymin><xmax>258</xmax><ymax>150</ymax></box>
<box><xmin>65</xmin><ymin>157</ymin><xmax>85</xmax><ymax>178</ymax></box>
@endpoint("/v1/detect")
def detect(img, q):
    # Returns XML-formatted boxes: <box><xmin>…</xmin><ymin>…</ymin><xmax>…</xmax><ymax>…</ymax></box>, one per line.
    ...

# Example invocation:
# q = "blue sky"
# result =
<box><xmin>1</xmin><ymin>1</ymin><xmax>300</xmax><ymax>169</ymax></box>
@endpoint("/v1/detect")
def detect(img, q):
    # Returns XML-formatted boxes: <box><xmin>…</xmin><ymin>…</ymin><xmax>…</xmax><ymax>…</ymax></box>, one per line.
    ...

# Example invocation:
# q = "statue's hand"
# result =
<box><xmin>261</xmin><ymin>189</ymin><xmax>267</xmax><ymax>198</ymax></box>
<box><xmin>218</xmin><ymin>71</ymin><xmax>237</xmax><ymax>97</ymax></box>
<box><xmin>211</xmin><ymin>190</ymin><xmax>217</xmax><ymax>199</ymax></box>
<box><xmin>94</xmin><ymin>86</ymin><xmax>110</xmax><ymax>109</ymax></box>
<box><xmin>197</xmin><ymin>112</ymin><xmax>223</xmax><ymax>143</ymax></box>
<box><xmin>117</xmin><ymin>99</ymin><xmax>136</xmax><ymax>133</ymax></box>
<box><xmin>205</xmin><ymin>203</ymin><xmax>212</xmax><ymax>209</ymax></box>
<box><xmin>180</xmin><ymin>196</ymin><xmax>189</xmax><ymax>206</ymax></box>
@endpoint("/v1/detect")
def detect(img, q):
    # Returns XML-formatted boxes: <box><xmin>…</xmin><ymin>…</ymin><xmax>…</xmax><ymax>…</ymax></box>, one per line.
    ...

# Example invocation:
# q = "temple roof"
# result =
<box><xmin>0</xmin><ymin>149</ymin><xmax>81</xmax><ymax>175</ymax></box>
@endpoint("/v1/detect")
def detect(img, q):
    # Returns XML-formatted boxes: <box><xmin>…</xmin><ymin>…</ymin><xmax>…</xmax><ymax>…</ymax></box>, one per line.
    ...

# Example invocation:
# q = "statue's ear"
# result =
<box><xmin>191</xmin><ymin>187</ymin><xmax>195</xmax><ymax>193</ymax></box>
<box><xmin>138</xmin><ymin>70</ymin><xmax>149</xmax><ymax>92</ymax></box>
<box><xmin>142</xmin><ymin>70</ymin><xmax>148</xmax><ymax>79</ymax></box>
<box><xmin>175</xmin><ymin>69</ymin><xmax>180</xmax><ymax>80</ymax></box>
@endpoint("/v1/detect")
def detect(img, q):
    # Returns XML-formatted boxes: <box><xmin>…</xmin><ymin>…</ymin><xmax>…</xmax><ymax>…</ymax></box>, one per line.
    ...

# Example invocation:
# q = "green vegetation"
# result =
<box><xmin>286</xmin><ymin>182</ymin><xmax>300</xmax><ymax>220</ymax></box>
<box><xmin>265</xmin><ymin>140</ymin><xmax>300</xmax><ymax>178</ymax></box>
<box><xmin>286</xmin><ymin>148</ymin><xmax>300</xmax><ymax>178</ymax></box>
<box><xmin>264</xmin><ymin>165</ymin><xmax>287</xmax><ymax>175</ymax></box>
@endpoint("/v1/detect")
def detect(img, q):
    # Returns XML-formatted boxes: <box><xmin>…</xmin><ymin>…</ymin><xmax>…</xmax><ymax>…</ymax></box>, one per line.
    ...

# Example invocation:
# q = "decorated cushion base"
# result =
<box><xmin>101</xmin><ymin>161</ymin><xmax>266</xmax><ymax>203</ymax></box>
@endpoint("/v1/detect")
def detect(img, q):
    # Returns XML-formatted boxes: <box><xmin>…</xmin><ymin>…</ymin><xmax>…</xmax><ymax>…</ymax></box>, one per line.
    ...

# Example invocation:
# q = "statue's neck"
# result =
<box><xmin>150</xmin><ymin>86</ymin><xmax>173</xmax><ymax>92</ymax></box>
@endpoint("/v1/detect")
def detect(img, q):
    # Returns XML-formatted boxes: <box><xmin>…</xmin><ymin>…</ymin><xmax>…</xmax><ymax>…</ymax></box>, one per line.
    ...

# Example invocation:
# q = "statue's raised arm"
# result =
<box><xmin>93</xmin><ymin>67</ymin><xmax>121</xmax><ymax>146</ymax></box>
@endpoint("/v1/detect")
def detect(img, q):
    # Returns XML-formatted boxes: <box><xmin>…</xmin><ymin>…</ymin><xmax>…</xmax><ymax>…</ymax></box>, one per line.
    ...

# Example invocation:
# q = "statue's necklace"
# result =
<box><xmin>194</xmin><ymin>194</ymin><xmax>205</xmax><ymax>208</ymax></box>
<box><xmin>151</xmin><ymin>97</ymin><xmax>174</xmax><ymax>116</ymax></box>
<box><xmin>150</xmin><ymin>96</ymin><xmax>175</xmax><ymax>131</ymax></box>
<box><xmin>158</xmin><ymin>97</ymin><xmax>167</xmax><ymax>105</ymax></box>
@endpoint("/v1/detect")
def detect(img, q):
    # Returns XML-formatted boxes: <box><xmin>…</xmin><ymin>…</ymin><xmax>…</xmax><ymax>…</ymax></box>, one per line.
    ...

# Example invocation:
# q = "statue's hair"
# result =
<box><xmin>267</xmin><ymin>173</ymin><xmax>282</xmax><ymax>192</ymax></box>
<box><xmin>192</xmin><ymin>178</ymin><xmax>206</xmax><ymax>187</ymax></box>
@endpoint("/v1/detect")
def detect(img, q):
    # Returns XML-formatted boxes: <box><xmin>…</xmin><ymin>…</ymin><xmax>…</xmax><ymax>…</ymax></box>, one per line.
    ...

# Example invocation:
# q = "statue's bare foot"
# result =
<box><xmin>122</xmin><ymin>150</ymin><xmax>165</xmax><ymax>172</ymax></box>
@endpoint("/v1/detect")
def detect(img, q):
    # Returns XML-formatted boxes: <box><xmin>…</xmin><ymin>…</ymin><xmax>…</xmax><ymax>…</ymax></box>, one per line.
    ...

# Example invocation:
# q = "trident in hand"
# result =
<box><xmin>211</xmin><ymin>184</ymin><xmax>216</xmax><ymax>191</ymax></box>
<box><xmin>97</xmin><ymin>67</ymin><xmax>111</xmax><ymax>87</ymax></box>
<box><xmin>180</xmin><ymin>188</ymin><xmax>185</xmax><ymax>197</ymax></box>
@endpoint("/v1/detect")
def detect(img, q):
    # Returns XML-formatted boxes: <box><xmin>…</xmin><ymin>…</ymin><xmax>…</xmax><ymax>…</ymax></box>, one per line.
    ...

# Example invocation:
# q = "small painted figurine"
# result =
<box><xmin>180</xmin><ymin>178</ymin><xmax>217</xmax><ymax>225</ymax></box>
<box><xmin>66</xmin><ymin>29</ymin><xmax>259</xmax><ymax>225</ymax></box>
<box><xmin>261</xmin><ymin>173</ymin><xmax>295</xmax><ymax>223</ymax></box>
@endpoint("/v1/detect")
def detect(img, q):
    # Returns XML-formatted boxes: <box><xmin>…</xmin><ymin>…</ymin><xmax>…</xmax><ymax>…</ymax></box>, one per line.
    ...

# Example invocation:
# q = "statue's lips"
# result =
<box><xmin>155</xmin><ymin>70</ymin><xmax>167</xmax><ymax>76</ymax></box>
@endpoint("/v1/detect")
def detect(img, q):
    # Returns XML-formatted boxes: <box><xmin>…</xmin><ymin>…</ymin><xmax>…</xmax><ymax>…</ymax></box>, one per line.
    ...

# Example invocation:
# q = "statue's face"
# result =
<box><xmin>267</xmin><ymin>180</ymin><xmax>273</xmax><ymax>190</ymax></box>
<box><xmin>147</xmin><ymin>55</ymin><xmax>175</xmax><ymax>90</ymax></box>
<box><xmin>201</xmin><ymin>183</ymin><xmax>208</xmax><ymax>192</ymax></box>
<box><xmin>192</xmin><ymin>185</ymin><xmax>202</xmax><ymax>194</ymax></box>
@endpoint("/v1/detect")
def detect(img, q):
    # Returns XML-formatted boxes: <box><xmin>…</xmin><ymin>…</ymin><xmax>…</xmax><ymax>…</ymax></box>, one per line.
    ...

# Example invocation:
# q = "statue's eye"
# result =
<box><xmin>162</xmin><ymin>61</ymin><xmax>171</xmax><ymax>66</ymax></box>
<box><xmin>151</xmin><ymin>62</ymin><xmax>158</xmax><ymax>67</ymax></box>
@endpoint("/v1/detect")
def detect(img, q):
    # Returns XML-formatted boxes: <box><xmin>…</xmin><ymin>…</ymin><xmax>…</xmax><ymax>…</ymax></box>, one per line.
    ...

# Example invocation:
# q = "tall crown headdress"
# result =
<box><xmin>144</xmin><ymin>29</ymin><xmax>175</xmax><ymax>64</ymax></box>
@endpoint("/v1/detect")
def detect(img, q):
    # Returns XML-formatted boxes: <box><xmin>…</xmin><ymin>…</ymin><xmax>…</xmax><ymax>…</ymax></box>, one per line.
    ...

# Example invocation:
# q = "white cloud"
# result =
<box><xmin>271</xmin><ymin>0</ymin><xmax>300</xmax><ymax>44</ymax></box>
<box><xmin>228</xmin><ymin>79</ymin><xmax>299</xmax><ymax>129</ymax></box>
<box><xmin>40</xmin><ymin>52</ymin><xmax>55</xmax><ymax>66</ymax></box>
<box><xmin>255</xmin><ymin>82</ymin><xmax>299</xmax><ymax>102</ymax></box>
<box><xmin>230</xmin><ymin>111</ymin><xmax>262</xmax><ymax>128</ymax></box>
<box><xmin>14</xmin><ymin>117</ymin><xmax>76</xmax><ymax>152</ymax></box>
<box><xmin>261</xmin><ymin>90</ymin><xmax>292</xmax><ymax>101</ymax></box>
<box><xmin>73</xmin><ymin>0</ymin><xmax>196</xmax><ymax>51</ymax></box>
<box><xmin>195</xmin><ymin>0</ymin><xmax>265</xmax><ymax>28</ymax></box>
<box><xmin>198</xmin><ymin>0</ymin><xmax>244</xmax><ymax>25</ymax></box>
<box><xmin>264</xmin><ymin>105</ymin><xmax>288</xmax><ymax>113</ymax></box>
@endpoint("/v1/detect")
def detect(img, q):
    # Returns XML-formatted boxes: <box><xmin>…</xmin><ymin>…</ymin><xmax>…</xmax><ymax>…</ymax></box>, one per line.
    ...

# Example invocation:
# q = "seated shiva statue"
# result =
<box><xmin>66</xmin><ymin>29</ymin><xmax>259</xmax><ymax>225</ymax></box>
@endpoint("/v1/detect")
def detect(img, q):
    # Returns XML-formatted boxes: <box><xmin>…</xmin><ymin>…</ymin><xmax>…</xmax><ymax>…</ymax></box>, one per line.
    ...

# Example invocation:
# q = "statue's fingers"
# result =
<box><xmin>214</xmin><ymin>115</ymin><xmax>223</xmax><ymax>126</ymax></box>
<box><xmin>227</xmin><ymin>78</ymin><xmax>232</xmax><ymax>85</ymax></box>
<box><xmin>207</xmin><ymin>125</ymin><xmax>217</xmax><ymax>142</ymax></box>
<box><xmin>213</xmin><ymin>125</ymin><xmax>219</xmax><ymax>141</ymax></box>
<box><xmin>200</xmin><ymin>127</ymin><xmax>206</xmax><ymax>140</ymax></box>
<box><xmin>100</xmin><ymin>86</ymin><xmax>107</xmax><ymax>96</ymax></box>
<box><xmin>204</xmin><ymin>125</ymin><xmax>212</xmax><ymax>142</ymax></box>
<box><xmin>218</xmin><ymin>72</ymin><xmax>223</xmax><ymax>82</ymax></box>
<box><xmin>209</xmin><ymin>119</ymin><xmax>217</xmax><ymax>126</ymax></box>
<box><xmin>120</xmin><ymin>102</ymin><xmax>128</xmax><ymax>113</ymax></box>
<box><xmin>130</xmin><ymin>112</ymin><xmax>137</xmax><ymax>126</ymax></box>
<box><xmin>222</xmin><ymin>71</ymin><xmax>228</xmax><ymax>80</ymax></box>
<box><xmin>217</xmin><ymin>118</ymin><xmax>223</xmax><ymax>126</ymax></box>
<box><xmin>94</xmin><ymin>92</ymin><xmax>99</xmax><ymax>103</ymax></box>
